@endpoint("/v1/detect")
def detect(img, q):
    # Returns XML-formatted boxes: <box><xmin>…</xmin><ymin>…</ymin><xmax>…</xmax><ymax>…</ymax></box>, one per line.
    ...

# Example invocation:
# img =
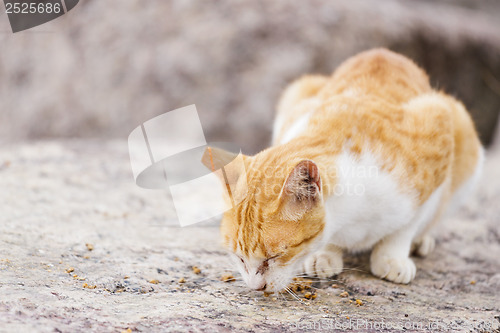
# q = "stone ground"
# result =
<box><xmin>0</xmin><ymin>140</ymin><xmax>499</xmax><ymax>332</ymax></box>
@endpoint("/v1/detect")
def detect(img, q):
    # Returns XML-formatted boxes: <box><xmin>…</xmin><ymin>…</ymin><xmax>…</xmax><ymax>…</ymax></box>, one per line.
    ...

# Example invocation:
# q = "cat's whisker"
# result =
<box><xmin>284</xmin><ymin>286</ymin><xmax>305</xmax><ymax>304</ymax></box>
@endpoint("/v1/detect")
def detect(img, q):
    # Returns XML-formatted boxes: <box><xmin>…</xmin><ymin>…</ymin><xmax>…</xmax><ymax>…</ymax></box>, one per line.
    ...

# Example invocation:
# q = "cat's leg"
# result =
<box><xmin>411</xmin><ymin>234</ymin><xmax>435</xmax><ymax>257</ymax></box>
<box><xmin>302</xmin><ymin>243</ymin><xmax>343</xmax><ymax>278</ymax></box>
<box><xmin>370</xmin><ymin>224</ymin><xmax>419</xmax><ymax>284</ymax></box>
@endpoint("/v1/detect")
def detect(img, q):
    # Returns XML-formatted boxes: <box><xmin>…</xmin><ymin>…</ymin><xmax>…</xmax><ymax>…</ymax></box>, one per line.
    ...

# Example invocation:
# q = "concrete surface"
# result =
<box><xmin>0</xmin><ymin>140</ymin><xmax>499</xmax><ymax>332</ymax></box>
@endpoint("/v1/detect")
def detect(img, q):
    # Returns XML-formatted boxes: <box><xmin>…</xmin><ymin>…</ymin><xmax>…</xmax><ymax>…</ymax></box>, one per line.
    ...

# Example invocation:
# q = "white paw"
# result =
<box><xmin>412</xmin><ymin>235</ymin><xmax>435</xmax><ymax>257</ymax></box>
<box><xmin>371</xmin><ymin>256</ymin><xmax>416</xmax><ymax>284</ymax></box>
<box><xmin>302</xmin><ymin>251</ymin><xmax>343</xmax><ymax>279</ymax></box>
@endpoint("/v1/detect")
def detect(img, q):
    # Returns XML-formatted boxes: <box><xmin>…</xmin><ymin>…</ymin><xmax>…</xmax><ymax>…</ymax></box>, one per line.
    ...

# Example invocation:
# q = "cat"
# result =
<box><xmin>202</xmin><ymin>48</ymin><xmax>484</xmax><ymax>292</ymax></box>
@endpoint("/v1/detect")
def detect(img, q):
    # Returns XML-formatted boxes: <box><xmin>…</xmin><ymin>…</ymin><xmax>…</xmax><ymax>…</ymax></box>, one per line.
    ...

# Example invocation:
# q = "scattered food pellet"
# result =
<box><xmin>149</xmin><ymin>279</ymin><xmax>159</xmax><ymax>284</ymax></box>
<box><xmin>263</xmin><ymin>292</ymin><xmax>273</xmax><ymax>297</ymax></box>
<box><xmin>82</xmin><ymin>283</ymin><xmax>96</xmax><ymax>289</ymax></box>
<box><xmin>124</xmin><ymin>276</ymin><xmax>130</xmax><ymax>279</ymax></box>
<box><xmin>271</xmin><ymin>297</ymin><xmax>277</xmax><ymax>301</ymax></box>
<box><xmin>192</xmin><ymin>266</ymin><xmax>201</xmax><ymax>274</ymax></box>
<box><xmin>339</xmin><ymin>291</ymin><xmax>349</xmax><ymax>298</ymax></box>
<box><xmin>178</xmin><ymin>278</ymin><xmax>186</xmax><ymax>283</ymax></box>
<box><xmin>65</xmin><ymin>267</ymin><xmax>74</xmax><ymax>273</ymax></box>
<box><xmin>346</xmin><ymin>316</ymin><xmax>350</xmax><ymax>320</ymax></box>
<box><xmin>355</xmin><ymin>299</ymin><xmax>363</xmax><ymax>306</ymax></box>
<box><xmin>331</xmin><ymin>284</ymin><xmax>339</xmax><ymax>289</ymax></box>
<box><xmin>83</xmin><ymin>256</ymin><xmax>90</xmax><ymax>260</ymax></box>
<box><xmin>470</xmin><ymin>280</ymin><xmax>476</xmax><ymax>285</ymax></box>
<box><xmin>85</xmin><ymin>243</ymin><xmax>94</xmax><ymax>251</ymax></box>
<box><xmin>121</xmin><ymin>329</ymin><xmax>132</xmax><ymax>333</ymax></box>
<box><xmin>221</xmin><ymin>274</ymin><xmax>235</xmax><ymax>282</ymax></box>
<box><xmin>290</xmin><ymin>277</ymin><xmax>313</xmax><ymax>293</ymax></box>
<box><xmin>261</xmin><ymin>307</ymin><xmax>265</xmax><ymax>311</ymax></box>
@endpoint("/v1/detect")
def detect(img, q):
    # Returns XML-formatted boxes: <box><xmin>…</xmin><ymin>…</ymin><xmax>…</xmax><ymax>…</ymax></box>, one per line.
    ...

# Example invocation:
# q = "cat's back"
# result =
<box><xmin>319</xmin><ymin>48</ymin><xmax>432</xmax><ymax>105</ymax></box>
<box><xmin>273</xmin><ymin>49</ymin><xmax>432</xmax><ymax>145</ymax></box>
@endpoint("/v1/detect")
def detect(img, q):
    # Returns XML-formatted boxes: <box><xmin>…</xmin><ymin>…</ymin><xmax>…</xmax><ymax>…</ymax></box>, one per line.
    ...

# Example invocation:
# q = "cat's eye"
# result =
<box><xmin>265</xmin><ymin>254</ymin><xmax>280</xmax><ymax>262</ymax></box>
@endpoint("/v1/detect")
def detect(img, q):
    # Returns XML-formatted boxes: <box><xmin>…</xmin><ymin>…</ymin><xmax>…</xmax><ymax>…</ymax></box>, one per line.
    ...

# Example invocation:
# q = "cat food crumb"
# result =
<box><xmin>124</xmin><ymin>276</ymin><xmax>130</xmax><ymax>279</ymax></box>
<box><xmin>339</xmin><ymin>291</ymin><xmax>349</xmax><ymax>298</ymax></box>
<box><xmin>291</xmin><ymin>277</ymin><xmax>313</xmax><ymax>293</ymax></box>
<box><xmin>331</xmin><ymin>284</ymin><xmax>339</xmax><ymax>288</ymax></box>
<box><xmin>263</xmin><ymin>292</ymin><xmax>274</xmax><ymax>297</ymax></box>
<box><xmin>470</xmin><ymin>280</ymin><xmax>476</xmax><ymax>285</ymax></box>
<box><xmin>149</xmin><ymin>279</ymin><xmax>159</xmax><ymax>284</ymax></box>
<box><xmin>83</xmin><ymin>255</ymin><xmax>90</xmax><ymax>259</ymax></box>
<box><xmin>83</xmin><ymin>283</ymin><xmax>96</xmax><ymax>289</ymax></box>
<box><xmin>85</xmin><ymin>243</ymin><xmax>94</xmax><ymax>251</ymax></box>
<box><xmin>261</xmin><ymin>307</ymin><xmax>265</xmax><ymax>311</ymax></box>
<box><xmin>121</xmin><ymin>328</ymin><xmax>132</xmax><ymax>333</ymax></box>
<box><xmin>221</xmin><ymin>274</ymin><xmax>235</xmax><ymax>282</ymax></box>
<box><xmin>355</xmin><ymin>299</ymin><xmax>363</xmax><ymax>306</ymax></box>
<box><xmin>178</xmin><ymin>278</ymin><xmax>186</xmax><ymax>283</ymax></box>
<box><xmin>271</xmin><ymin>297</ymin><xmax>277</xmax><ymax>301</ymax></box>
<box><xmin>65</xmin><ymin>267</ymin><xmax>74</xmax><ymax>273</ymax></box>
<box><xmin>192</xmin><ymin>266</ymin><xmax>201</xmax><ymax>274</ymax></box>
<box><xmin>304</xmin><ymin>292</ymin><xmax>317</xmax><ymax>300</ymax></box>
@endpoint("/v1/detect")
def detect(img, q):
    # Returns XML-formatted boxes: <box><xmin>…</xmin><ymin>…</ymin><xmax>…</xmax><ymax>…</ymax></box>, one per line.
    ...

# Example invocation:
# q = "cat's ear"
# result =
<box><xmin>280</xmin><ymin>160</ymin><xmax>322</xmax><ymax>220</ymax></box>
<box><xmin>201</xmin><ymin>146</ymin><xmax>248</xmax><ymax>187</ymax></box>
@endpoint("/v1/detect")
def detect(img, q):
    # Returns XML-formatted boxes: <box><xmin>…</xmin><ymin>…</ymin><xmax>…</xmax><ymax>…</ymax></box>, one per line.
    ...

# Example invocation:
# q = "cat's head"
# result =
<box><xmin>202</xmin><ymin>146</ymin><xmax>326</xmax><ymax>292</ymax></box>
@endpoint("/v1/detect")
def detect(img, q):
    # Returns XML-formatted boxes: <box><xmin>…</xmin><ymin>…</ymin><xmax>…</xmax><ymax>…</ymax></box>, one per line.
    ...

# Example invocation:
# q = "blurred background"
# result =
<box><xmin>1</xmin><ymin>0</ymin><xmax>499</xmax><ymax>154</ymax></box>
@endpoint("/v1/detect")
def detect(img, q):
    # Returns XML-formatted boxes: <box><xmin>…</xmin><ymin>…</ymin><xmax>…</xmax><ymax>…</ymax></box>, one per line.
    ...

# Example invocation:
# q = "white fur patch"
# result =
<box><xmin>279</xmin><ymin>112</ymin><xmax>312</xmax><ymax>144</ymax></box>
<box><xmin>272</xmin><ymin>114</ymin><xmax>285</xmax><ymax>144</ymax></box>
<box><xmin>324</xmin><ymin>150</ymin><xmax>417</xmax><ymax>251</ymax></box>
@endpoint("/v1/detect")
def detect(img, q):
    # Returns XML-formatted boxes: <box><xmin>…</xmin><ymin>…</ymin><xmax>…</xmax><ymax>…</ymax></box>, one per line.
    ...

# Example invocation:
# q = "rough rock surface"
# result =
<box><xmin>1</xmin><ymin>0</ymin><xmax>500</xmax><ymax>153</ymax></box>
<box><xmin>0</xmin><ymin>140</ymin><xmax>499</xmax><ymax>332</ymax></box>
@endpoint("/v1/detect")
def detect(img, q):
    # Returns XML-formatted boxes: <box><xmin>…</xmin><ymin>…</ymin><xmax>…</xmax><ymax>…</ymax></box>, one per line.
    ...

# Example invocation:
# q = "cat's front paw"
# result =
<box><xmin>302</xmin><ymin>250</ymin><xmax>343</xmax><ymax>279</ymax></box>
<box><xmin>370</xmin><ymin>256</ymin><xmax>416</xmax><ymax>284</ymax></box>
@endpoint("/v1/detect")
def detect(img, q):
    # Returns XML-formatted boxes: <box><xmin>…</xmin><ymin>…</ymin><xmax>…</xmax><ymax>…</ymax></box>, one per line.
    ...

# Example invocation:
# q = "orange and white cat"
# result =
<box><xmin>203</xmin><ymin>48</ymin><xmax>483</xmax><ymax>292</ymax></box>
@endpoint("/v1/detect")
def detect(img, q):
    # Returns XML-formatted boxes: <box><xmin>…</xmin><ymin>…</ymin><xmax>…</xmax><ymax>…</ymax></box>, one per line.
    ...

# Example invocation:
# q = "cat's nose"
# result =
<box><xmin>256</xmin><ymin>283</ymin><xmax>267</xmax><ymax>291</ymax></box>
